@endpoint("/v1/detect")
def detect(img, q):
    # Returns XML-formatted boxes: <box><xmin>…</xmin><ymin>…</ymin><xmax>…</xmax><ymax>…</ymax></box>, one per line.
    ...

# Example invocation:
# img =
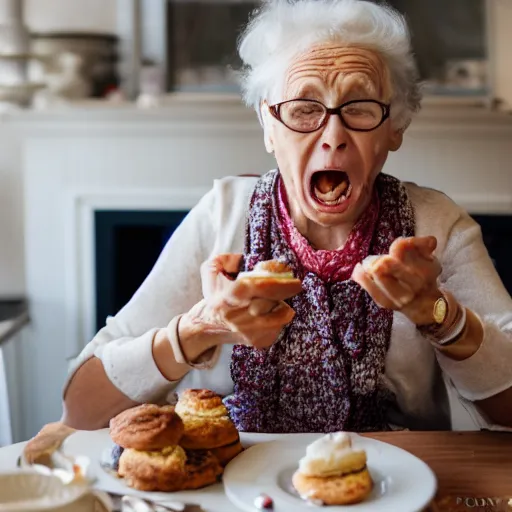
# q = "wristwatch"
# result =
<box><xmin>432</xmin><ymin>295</ymin><xmax>449</xmax><ymax>324</ymax></box>
<box><xmin>416</xmin><ymin>293</ymin><xmax>450</xmax><ymax>341</ymax></box>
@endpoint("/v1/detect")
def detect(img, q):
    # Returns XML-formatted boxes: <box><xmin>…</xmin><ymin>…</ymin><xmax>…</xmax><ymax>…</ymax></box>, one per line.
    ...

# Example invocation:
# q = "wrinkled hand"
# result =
<box><xmin>181</xmin><ymin>254</ymin><xmax>302</xmax><ymax>350</ymax></box>
<box><xmin>351</xmin><ymin>236</ymin><xmax>442</xmax><ymax>325</ymax></box>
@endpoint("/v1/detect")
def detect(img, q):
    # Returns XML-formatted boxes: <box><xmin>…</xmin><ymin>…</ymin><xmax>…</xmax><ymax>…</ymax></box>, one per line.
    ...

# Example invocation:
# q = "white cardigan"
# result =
<box><xmin>69</xmin><ymin>175</ymin><xmax>512</xmax><ymax>431</ymax></box>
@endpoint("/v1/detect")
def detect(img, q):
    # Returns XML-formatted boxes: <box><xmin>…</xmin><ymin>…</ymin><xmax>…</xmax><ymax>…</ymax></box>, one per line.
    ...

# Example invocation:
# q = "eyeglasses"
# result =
<box><xmin>268</xmin><ymin>99</ymin><xmax>390</xmax><ymax>133</ymax></box>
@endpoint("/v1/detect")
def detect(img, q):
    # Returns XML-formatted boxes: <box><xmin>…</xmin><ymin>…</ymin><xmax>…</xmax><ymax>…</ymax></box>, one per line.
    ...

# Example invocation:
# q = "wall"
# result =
<box><xmin>0</xmin><ymin>125</ymin><xmax>24</xmax><ymax>296</ymax></box>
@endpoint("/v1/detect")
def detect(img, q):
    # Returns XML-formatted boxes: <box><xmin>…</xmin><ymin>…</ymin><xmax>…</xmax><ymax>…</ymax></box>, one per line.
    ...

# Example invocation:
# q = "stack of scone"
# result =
<box><xmin>175</xmin><ymin>389</ymin><xmax>243</xmax><ymax>467</ymax></box>
<box><xmin>108</xmin><ymin>390</ymin><xmax>242</xmax><ymax>492</ymax></box>
<box><xmin>292</xmin><ymin>432</ymin><xmax>373</xmax><ymax>505</ymax></box>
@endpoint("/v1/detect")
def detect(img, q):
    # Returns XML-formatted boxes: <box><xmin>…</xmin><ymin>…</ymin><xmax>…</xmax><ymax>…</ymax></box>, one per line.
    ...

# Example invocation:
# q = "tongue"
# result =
<box><xmin>312</xmin><ymin>171</ymin><xmax>349</xmax><ymax>203</ymax></box>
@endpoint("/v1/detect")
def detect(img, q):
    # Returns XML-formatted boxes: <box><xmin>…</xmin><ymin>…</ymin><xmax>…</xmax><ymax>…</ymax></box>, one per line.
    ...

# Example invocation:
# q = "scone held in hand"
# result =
<box><xmin>237</xmin><ymin>260</ymin><xmax>297</xmax><ymax>281</ymax></box>
<box><xmin>292</xmin><ymin>432</ymin><xmax>373</xmax><ymax>506</ymax></box>
<box><xmin>236</xmin><ymin>260</ymin><xmax>302</xmax><ymax>295</ymax></box>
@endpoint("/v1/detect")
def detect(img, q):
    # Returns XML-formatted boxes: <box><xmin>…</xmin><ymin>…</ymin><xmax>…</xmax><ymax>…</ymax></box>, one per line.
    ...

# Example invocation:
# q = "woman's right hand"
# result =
<box><xmin>179</xmin><ymin>254</ymin><xmax>302</xmax><ymax>350</ymax></box>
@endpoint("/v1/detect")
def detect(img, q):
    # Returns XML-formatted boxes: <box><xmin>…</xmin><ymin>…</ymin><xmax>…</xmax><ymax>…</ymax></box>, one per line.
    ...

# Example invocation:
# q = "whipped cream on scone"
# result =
<box><xmin>237</xmin><ymin>260</ymin><xmax>295</xmax><ymax>280</ymax></box>
<box><xmin>298</xmin><ymin>432</ymin><xmax>367</xmax><ymax>477</ymax></box>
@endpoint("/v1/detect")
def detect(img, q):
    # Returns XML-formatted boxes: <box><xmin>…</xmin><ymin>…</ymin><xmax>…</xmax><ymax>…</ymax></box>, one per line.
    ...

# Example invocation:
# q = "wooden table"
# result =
<box><xmin>363</xmin><ymin>431</ymin><xmax>512</xmax><ymax>511</ymax></box>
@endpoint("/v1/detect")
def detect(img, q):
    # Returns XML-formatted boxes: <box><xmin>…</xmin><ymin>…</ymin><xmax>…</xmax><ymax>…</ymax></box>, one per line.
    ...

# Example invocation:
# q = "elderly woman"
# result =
<box><xmin>63</xmin><ymin>0</ymin><xmax>512</xmax><ymax>433</ymax></box>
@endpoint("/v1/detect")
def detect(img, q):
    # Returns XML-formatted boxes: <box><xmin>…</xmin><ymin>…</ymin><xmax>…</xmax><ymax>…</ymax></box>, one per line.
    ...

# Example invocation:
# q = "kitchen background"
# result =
<box><xmin>0</xmin><ymin>0</ymin><xmax>511</xmax><ymax>444</ymax></box>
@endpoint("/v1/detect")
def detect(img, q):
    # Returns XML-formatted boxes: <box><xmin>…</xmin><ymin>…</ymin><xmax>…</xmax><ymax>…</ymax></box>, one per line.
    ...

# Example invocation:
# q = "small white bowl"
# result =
<box><xmin>0</xmin><ymin>471</ymin><xmax>108</xmax><ymax>512</ymax></box>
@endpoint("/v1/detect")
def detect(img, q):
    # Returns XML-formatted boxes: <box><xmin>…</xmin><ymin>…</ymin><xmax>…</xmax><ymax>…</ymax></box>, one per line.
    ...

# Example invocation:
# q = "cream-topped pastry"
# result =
<box><xmin>292</xmin><ymin>432</ymin><xmax>373</xmax><ymax>506</ymax></box>
<box><xmin>237</xmin><ymin>260</ymin><xmax>295</xmax><ymax>280</ymax></box>
<box><xmin>298</xmin><ymin>432</ymin><xmax>367</xmax><ymax>477</ymax></box>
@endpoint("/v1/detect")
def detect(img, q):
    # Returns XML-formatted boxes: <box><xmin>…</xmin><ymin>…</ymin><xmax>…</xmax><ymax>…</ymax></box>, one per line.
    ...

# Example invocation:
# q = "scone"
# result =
<box><xmin>210</xmin><ymin>438</ymin><xmax>244</xmax><ymax>467</ymax></box>
<box><xmin>118</xmin><ymin>445</ymin><xmax>187</xmax><ymax>492</ymax></box>
<box><xmin>175</xmin><ymin>389</ymin><xmax>239</xmax><ymax>450</ymax></box>
<box><xmin>236</xmin><ymin>261</ymin><xmax>302</xmax><ymax>297</ymax></box>
<box><xmin>110</xmin><ymin>404</ymin><xmax>184</xmax><ymax>451</ymax></box>
<box><xmin>118</xmin><ymin>446</ymin><xmax>222</xmax><ymax>492</ymax></box>
<box><xmin>237</xmin><ymin>260</ymin><xmax>298</xmax><ymax>282</ymax></box>
<box><xmin>292</xmin><ymin>432</ymin><xmax>373</xmax><ymax>506</ymax></box>
<box><xmin>181</xmin><ymin>449</ymin><xmax>223</xmax><ymax>490</ymax></box>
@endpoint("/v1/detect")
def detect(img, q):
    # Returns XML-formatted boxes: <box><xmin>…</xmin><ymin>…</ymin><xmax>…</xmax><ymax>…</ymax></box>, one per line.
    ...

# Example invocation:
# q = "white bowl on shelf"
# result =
<box><xmin>0</xmin><ymin>82</ymin><xmax>45</xmax><ymax>107</ymax></box>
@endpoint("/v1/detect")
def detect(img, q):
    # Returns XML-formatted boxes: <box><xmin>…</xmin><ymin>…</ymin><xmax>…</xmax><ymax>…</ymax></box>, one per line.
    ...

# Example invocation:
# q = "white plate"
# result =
<box><xmin>60</xmin><ymin>429</ymin><xmax>224</xmax><ymax>506</ymax></box>
<box><xmin>223</xmin><ymin>433</ymin><xmax>437</xmax><ymax>512</ymax></box>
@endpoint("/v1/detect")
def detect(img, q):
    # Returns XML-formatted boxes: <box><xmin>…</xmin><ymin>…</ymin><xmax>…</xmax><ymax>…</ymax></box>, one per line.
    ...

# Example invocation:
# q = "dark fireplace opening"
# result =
<box><xmin>95</xmin><ymin>210</ymin><xmax>189</xmax><ymax>331</ymax></box>
<box><xmin>471</xmin><ymin>214</ymin><xmax>512</xmax><ymax>296</ymax></box>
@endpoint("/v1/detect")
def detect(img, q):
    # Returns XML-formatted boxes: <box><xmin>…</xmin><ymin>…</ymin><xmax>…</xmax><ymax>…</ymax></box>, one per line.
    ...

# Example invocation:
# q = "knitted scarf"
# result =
<box><xmin>224</xmin><ymin>170</ymin><xmax>415</xmax><ymax>433</ymax></box>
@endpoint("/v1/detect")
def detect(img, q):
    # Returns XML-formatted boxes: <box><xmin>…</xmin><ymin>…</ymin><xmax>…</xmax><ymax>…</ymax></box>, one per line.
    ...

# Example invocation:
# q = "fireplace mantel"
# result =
<box><xmin>6</xmin><ymin>94</ymin><xmax>512</xmax><ymax>136</ymax></box>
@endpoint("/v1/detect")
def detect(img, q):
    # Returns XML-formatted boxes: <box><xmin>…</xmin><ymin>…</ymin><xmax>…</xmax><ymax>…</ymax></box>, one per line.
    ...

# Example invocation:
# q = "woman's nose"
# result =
<box><xmin>320</xmin><ymin>113</ymin><xmax>348</xmax><ymax>151</ymax></box>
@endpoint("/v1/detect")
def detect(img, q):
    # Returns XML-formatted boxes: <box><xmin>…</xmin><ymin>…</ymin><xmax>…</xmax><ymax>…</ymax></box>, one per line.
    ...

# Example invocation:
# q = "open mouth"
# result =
<box><xmin>310</xmin><ymin>170</ymin><xmax>352</xmax><ymax>206</ymax></box>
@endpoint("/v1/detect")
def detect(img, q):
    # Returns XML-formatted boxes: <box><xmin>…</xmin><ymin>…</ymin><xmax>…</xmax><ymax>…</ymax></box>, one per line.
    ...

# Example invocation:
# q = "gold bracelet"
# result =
<box><xmin>434</xmin><ymin>305</ymin><xmax>467</xmax><ymax>346</ymax></box>
<box><xmin>434</xmin><ymin>308</ymin><xmax>484</xmax><ymax>361</ymax></box>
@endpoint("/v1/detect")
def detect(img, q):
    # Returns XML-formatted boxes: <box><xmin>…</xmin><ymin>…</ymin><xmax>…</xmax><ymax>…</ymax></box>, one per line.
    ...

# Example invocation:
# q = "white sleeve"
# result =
<box><xmin>435</xmin><ymin>209</ymin><xmax>512</xmax><ymax>429</ymax></box>
<box><xmin>65</xmin><ymin>187</ymin><xmax>218</xmax><ymax>403</ymax></box>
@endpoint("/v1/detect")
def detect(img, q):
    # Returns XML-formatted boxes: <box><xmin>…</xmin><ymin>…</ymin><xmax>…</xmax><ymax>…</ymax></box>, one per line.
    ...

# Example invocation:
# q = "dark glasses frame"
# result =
<box><xmin>268</xmin><ymin>98</ymin><xmax>391</xmax><ymax>133</ymax></box>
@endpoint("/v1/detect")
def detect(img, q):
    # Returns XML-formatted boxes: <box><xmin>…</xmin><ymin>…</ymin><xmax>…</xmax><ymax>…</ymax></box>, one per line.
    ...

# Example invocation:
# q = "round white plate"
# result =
<box><xmin>60</xmin><ymin>429</ymin><xmax>224</xmax><ymax>506</ymax></box>
<box><xmin>223</xmin><ymin>433</ymin><xmax>437</xmax><ymax>512</ymax></box>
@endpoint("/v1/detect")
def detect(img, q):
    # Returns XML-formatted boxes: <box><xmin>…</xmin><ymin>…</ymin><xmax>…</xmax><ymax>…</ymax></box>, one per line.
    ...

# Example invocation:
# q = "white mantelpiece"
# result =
<box><xmin>4</xmin><ymin>96</ymin><xmax>512</xmax><ymax>439</ymax></box>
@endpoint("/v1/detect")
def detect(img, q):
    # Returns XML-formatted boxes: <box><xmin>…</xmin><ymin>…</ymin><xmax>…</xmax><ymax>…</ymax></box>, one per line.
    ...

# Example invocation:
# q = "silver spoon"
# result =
<box><xmin>107</xmin><ymin>491</ymin><xmax>204</xmax><ymax>512</ymax></box>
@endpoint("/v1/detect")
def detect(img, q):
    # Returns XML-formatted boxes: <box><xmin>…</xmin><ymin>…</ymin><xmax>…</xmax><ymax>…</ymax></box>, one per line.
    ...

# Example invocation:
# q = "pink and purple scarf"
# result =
<box><xmin>224</xmin><ymin>170</ymin><xmax>415</xmax><ymax>433</ymax></box>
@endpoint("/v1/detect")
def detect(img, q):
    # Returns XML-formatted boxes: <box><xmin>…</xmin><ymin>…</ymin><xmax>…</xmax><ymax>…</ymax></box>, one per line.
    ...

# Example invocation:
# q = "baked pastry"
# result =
<box><xmin>118</xmin><ymin>445</ymin><xmax>222</xmax><ymax>492</ymax></box>
<box><xmin>237</xmin><ymin>260</ymin><xmax>302</xmax><ymax>292</ymax></box>
<box><xmin>181</xmin><ymin>449</ymin><xmax>223</xmax><ymax>490</ymax></box>
<box><xmin>110</xmin><ymin>404</ymin><xmax>184</xmax><ymax>451</ymax></box>
<box><xmin>210</xmin><ymin>438</ymin><xmax>244</xmax><ymax>466</ymax></box>
<box><xmin>118</xmin><ymin>445</ymin><xmax>187</xmax><ymax>492</ymax></box>
<box><xmin>110</xmin><ymin>395</ymin><xmax>235</xmax><ymax>492</ymax></box>
<box><xmin>237</xmin><ymin>260</ymin><xmax>296</xmax><ymax>281</ymax></box>
<box><xmin>292</xmin><ymin>432</ymin><xmax>373</xmax><ymax>506</ymax></box>
<box><xmin>175</xmin><ymin>389</ymin><xmax>239</xmax><ymax>450</ymax></box>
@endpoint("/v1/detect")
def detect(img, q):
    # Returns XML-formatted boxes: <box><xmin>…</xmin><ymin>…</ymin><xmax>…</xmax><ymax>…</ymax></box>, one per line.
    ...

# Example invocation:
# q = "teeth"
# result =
<box><xmin>314</xmin><ymin>180</ymin><xmax>348</xmax><ymax>202</ymax></box>
<box><xmin>312</xmin><ymin>171</ymin><xmax>351</xmax><ymax>205</ymax></box>
<box><xmin>314</xmin><ymin>183</ymin><xmax>352</xmax><ymax>205</ymax></box>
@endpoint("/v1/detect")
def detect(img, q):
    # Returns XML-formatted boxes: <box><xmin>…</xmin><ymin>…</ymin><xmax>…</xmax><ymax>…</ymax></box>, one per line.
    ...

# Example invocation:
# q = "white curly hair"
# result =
<box><xmin>238</xmin><ymin>0</ymin><xmax>422</xmax><ymax>131</ymax></box>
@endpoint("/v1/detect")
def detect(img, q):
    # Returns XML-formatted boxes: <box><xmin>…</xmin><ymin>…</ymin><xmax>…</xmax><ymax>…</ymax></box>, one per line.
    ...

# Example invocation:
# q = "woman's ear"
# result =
<box><xmin>260</xmin><ymin>102</ymin><xmax>275</xmax><ymax>154</ymax></box>
<box><xmin>389</xmin><ymin>129</ymin><xmax>403</xmax><ymax>152</ymax></box>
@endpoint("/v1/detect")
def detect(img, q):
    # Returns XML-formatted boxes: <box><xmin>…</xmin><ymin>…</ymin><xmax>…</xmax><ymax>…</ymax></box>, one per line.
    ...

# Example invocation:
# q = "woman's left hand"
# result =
<box><xmin>351</xmin><ymin>236</ymin><xmax>443</xmax><ymax>325</ymax></box>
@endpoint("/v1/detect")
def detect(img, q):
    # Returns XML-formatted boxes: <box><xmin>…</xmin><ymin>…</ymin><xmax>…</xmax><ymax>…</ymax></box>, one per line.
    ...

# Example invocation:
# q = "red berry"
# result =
<box><xmin>254</xmin><ymin>493</ymin><xmax>274</xmax><ymax>510</ymax></box>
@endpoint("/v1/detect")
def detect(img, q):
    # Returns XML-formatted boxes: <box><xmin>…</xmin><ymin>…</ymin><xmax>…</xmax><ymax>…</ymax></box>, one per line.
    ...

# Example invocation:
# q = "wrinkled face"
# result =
<box><xmin>263</xmin><ymin>43</ymin><xmax>403</xmax><ymax>229</ymax></box>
